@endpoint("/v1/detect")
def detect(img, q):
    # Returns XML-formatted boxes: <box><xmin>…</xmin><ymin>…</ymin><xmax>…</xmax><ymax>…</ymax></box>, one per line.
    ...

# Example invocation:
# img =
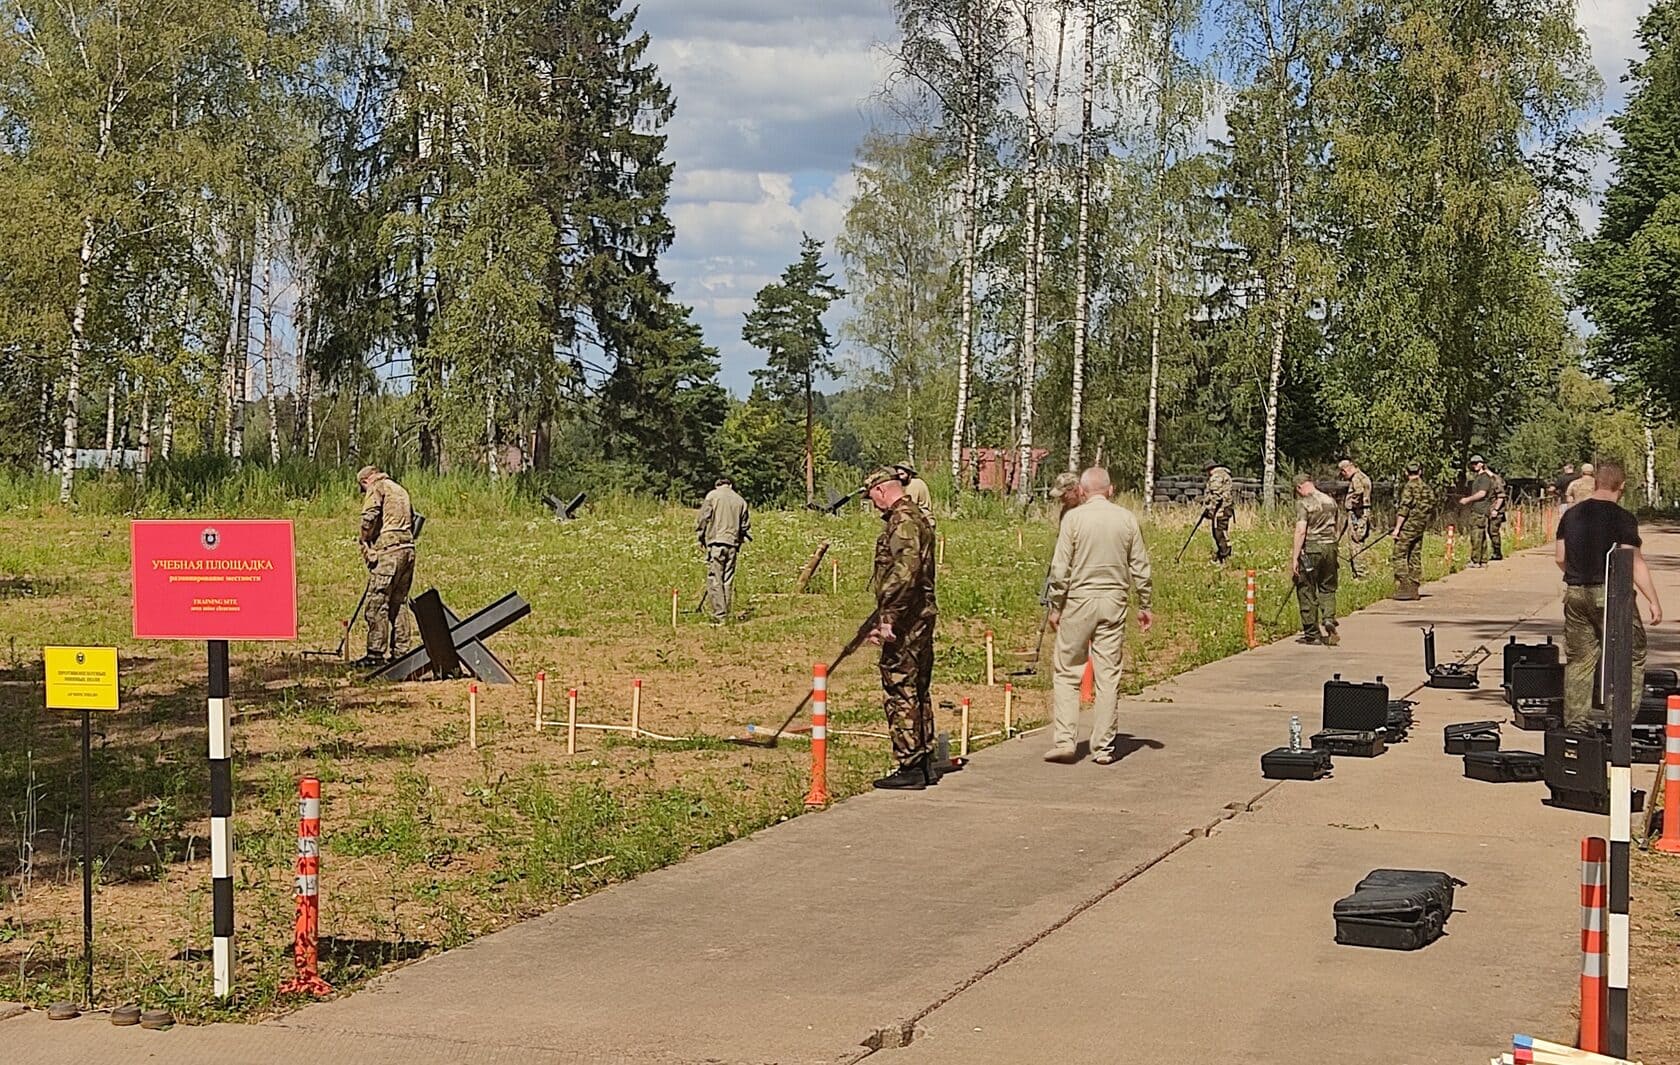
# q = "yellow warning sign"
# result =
<box><xmin>44</xmin><ymin>646</ymin><xmax>119</xmax><ymax>711</ymax></box>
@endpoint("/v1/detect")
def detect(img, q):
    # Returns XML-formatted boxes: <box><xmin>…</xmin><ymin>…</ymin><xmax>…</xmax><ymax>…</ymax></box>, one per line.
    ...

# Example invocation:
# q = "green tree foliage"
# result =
<box><xmin>1577</xmin><ymin>0</ymin><xmax>1680</xmax><ymax>411</ymax></box>
<box><xmin>743</xmin><ymin>235</ymin><xmax>845</xmax><ymax>506</ymax></box>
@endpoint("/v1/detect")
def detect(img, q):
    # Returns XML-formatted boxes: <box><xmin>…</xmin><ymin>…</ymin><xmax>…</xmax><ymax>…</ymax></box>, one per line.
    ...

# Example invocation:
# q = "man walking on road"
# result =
<box><xmin>1338</xmin><ymin>458</ymin><xmax>1373</xmax><ymax>578</ymax></box>
<box><xmin>1391</xmin><ymin>462</ymin><xmax>1431</xmax><ymax>601</ymax></box>
<box><xmin>1045</xmin><ymin>467</ymin><xmax>1154</xmax><ymax>765</ymax></box>
<box><xmin>357</xmin><ymin>465</ymin><xmax>417</xmax><ymax>667</ymax></box>
<box><xmin>1292</xmin><ymin>472</ymin><xmax>1341</xmax><ymax>645</ymax></box>
<box><xmin>1458</xmin><ymin>455</ymin><xmax>1495</xmax><ymax>567</ymax></box>
<box><xmin>1201</xmin><ymin>460</ymin><xmax>1235</xmax><ymax>565</ymax></box>
<box><xmin>696</xmin><ymin>477</ymin><xmax>750</xmax><ymax>623</ymax></box>
<box><xmin>1557</xmin><ymin>462</ymin><xmax>1661</xmax><ymax>733</ymax></box>
<box><xmin>864</xmin><ymin>467</ymin><xmax>939</xmax><ymax>789</ymax></box>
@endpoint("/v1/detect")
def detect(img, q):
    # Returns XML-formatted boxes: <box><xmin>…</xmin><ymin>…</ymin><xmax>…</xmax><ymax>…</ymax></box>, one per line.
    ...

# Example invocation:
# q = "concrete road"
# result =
<box><xmin>9</xmin><ymin>531</ymin><xmax>1659</xmax><ymax>1065</ymax></box>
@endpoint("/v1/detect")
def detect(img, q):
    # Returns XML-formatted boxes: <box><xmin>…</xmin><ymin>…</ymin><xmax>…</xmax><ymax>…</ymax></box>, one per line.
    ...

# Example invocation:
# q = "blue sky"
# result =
<box><xmin>637</xmin><ymin>0</ymin><xmax>1647</xmax><ymax>396</ymax></box>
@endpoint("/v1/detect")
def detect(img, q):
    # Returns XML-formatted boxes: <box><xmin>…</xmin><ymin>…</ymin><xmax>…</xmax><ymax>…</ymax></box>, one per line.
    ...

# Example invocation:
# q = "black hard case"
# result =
<box><xmin>1443</xmin><ymin>721</ymin><xmax>1501</xmax><ymax>755</ymax></box>
<box><xmin>1639</xmin><ymin>668</ymin><xmax>1678</xmax><ymax>725</ymax></box>
<box><xmin>1501</xmin><ymin>635</ymin><xmax>1559</xmax><ymax>695</ymax></box>
<box><xmin>1262</xmin><ymin>747</ymin><xmax>1332</xmax><ymax>780</ymax></box>
<box><xmin>1333</xmin><ymin>869</ymin><xmax>1458</xmax><ymax>951</ymax></box>
<box><xmin>1323</xmin><ymin>674</ymin><xmax>1390</xmax><ymax>733</ymax></box>
<box><xmin>1463</xmin><ymin>750</ymin><xmax>1545</xmax><ymax>782</ymax></box>
<box><xmin>1424</xmin><ymin>629</ymin><xmax>1479</xmax><ymax>689</ymax></box>
<box><xmin>1311</xmin><ymin>729</ymin><xmax>1387</xmax><ymax>758</ymax></box>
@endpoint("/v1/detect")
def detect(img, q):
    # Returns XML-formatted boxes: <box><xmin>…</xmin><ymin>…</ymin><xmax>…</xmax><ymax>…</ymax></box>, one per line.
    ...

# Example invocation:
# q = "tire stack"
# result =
<box><xmin>1151</xmin><ymin>474</ymin><xmax>1266</xmax><ymax>507</ymax></box>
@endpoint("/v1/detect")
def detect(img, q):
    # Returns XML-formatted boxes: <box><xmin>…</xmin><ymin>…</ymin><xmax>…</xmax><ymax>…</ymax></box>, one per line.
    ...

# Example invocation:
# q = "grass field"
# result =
<box><xmin>0</xmin><ymin>484</ymin><xmax>1542</xmax><ymax>1019</ymax></box>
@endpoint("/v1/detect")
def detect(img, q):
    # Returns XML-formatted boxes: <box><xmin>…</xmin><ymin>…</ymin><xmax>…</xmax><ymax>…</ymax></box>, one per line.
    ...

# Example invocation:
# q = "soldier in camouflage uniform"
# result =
<box><xmin>1390</xmin><ymin>462</ymin><xmax>1431</xmax><ymax>601</ymax></box>
<box><xmin>1458</xmin><ymin>455</ymin><xmax>1496</xmax><ymax>567</ymax></box>
<box><xmin>1487</xmin><ymin>466</ymin><xmax>1508</xmax><ymax>561</ymax></box>
<box><xmin>1337</xmin><ymin>458</ymin><xmax>1374</xmax><ymax>578</ymax></box>
<box><xmin>356</xmin><ymin>465</ymin><xmax>416</xmax><ymax>666</ymax></box>
<box><xmin>1201</xmin><ymin>461</ymin><xmax>1235</xmax><ymax>564</ymax></box>
<box><xmin>1291</xmin><ymin>472</ymin><xmax>1341</xmax><ymax>645</ymax></box>
<box><xmin>863</xmin><ymin>467</ymin><xmax>939</xmax><ymax>790</ymax></box>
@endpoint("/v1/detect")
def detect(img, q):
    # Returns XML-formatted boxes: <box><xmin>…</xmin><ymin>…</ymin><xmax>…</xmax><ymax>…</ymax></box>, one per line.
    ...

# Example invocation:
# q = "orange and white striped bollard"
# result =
<box><xmin>804</xmin><ymin>664</ymin><xmax>830</xmax><ymax>808</ymax></box>
<box><xmin>1655</xmin><ymin>696</ymin><xmax>1680</xmax><ymax>854</ymax></box>
<box><xmin>1581</xmin><ymin>836</ymin><xmax>1609</xmax><ymax>1052</ymax></box>
<box><xmin>278</xmin><ymin>778</ymin><xmax>331</xmax><ymax>997</ymax></box>
<box><xmin>1245</xmin><ymin>569</ymin><xmax>1258</xmax><ymax>648</ymax></box>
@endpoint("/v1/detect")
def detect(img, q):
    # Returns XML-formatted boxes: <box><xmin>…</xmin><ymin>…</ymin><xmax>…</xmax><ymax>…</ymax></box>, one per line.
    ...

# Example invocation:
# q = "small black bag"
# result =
<box><xmin>1443</xmin><ymin>720</ymin><xmax>1501</xmax><ymax>754</ymax></box>
<box><xmin>1311</xmin><ymin>729</ymin><xmax>1387</xmax><ymax>758</ymax></box>
<box><xmin>1463</xmin><ymin>750</ymin><xmax>1545</xmax><ymax>782</ymax></box>
<box><xmin>1333</xmin><ymin>869</ymin><xmax>1461</xmax><ymax>951</ymax></box>
<box><xmin>1262</xmin><ymin>747</ymin><xmax>1332</xmax><ymax>780</ymax></box>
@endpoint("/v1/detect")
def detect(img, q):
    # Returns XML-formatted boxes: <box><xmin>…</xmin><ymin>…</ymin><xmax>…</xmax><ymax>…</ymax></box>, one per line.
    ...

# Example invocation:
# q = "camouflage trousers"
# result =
<box><xmin>1392</xmin><ymin>532</ymin><xmax>1424</xmax><ymax>585</ymax></box>
<box><xmin>366</xmin><ymin>546</ymin><xmax>415</xmax><ymax>658</ymax></box>
<box><xmin>703</xmin><ymin>544</ymin><xmax>739</xmax><ymax>621</ymax></box>
<box><xmin>1347</xmin><ymin>509</ymin><xmax>1369</xmax><ymax>576</ymax></box>
<box><xmin>1563</xmin><ymin>584</ymin><xmax>1647</xmax><ymax>730</ymax></box>
<box><xmin>1488</xmin><ymin>511</ymin><xmax>1505</xmax><ymax>560</ymax></box>
<box><xmin>1468</xmin><ymin>511</ymin><xmax>1491</xmax><ymax>564</ymax></box>
<box><xmin>1210</xmin><ymin>508</ymin><xmax>1233</xmax><ymax>563</ymax></box>
<box><xmin>880</xmin><ymin>612</ymin><xmax>936</xmax><ymax>767</ymax></box>
<box><xmin>1297</xmin><ymin>542</ymin><xmax>1339</xmax><ymax>637</ymax></box>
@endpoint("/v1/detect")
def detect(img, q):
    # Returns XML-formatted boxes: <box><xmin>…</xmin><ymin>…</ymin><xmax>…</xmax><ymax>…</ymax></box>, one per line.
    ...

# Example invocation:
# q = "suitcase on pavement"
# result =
<box><xmin>1638</xmin><ymin>668</ymin><xmax>1679</xmax><ymax>725</ymax></box>
<box><xmin>1424</xmin><ymin>628</ymin><xmax>1479</xmax><ymax>689</ymax></box>
<box><xmin>1323</xmin><ymin>674</ymin><xmax>1390</xmax><ymax>733</ymax></box>
<box><xmin>1262</xmin><ymin>746</ymin><xmax>1332</xmax><ymax>780</ymax></box>
<box><xmin>1463</xmin><ymin>750</ymin><xmax>1545</xmax><ymax>783</ymax></box>
<box><xmin>1594</xmin><ymin>722</ymin><xmax>1666</xmax><ymax>764</ymax></box>
<box><xmin>1311</xmin><ymin>729</ymin><xmax>1387</xmax><ymax>758</ymax></box>
<box><xmin>1385</xmin><ymin>699</ymin><xmax>1416</xmax><ymax>742</ymax></box>
<box><xmin>1511</xmin><ymin>662</ymin><xmax>1564</xmax><ymax>731</ymax></box>
<box><xmin>1333</xmin><ymin>869</ymin><xmax>1460</xmax><ymax>951</ymax></box>
<box><xmin>1444</xmin><ymin>721</ymin><xmax>1501</xmax><ymax>755</ymax></box>
<box><xmin>1502</xmin><ymin>636</ymin><xmax>1559</xmax><ymax>698</ymax></box>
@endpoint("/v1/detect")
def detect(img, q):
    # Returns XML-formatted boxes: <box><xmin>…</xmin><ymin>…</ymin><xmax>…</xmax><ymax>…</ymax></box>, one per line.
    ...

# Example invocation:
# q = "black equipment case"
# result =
<box><xmin>1262</xmin><ymin>747</ymin><xmax>1332</xmax><ymax>780</ymax></box>
<box><xmin>1594</xmin><ymin>721</ymin><xmax>1666</xmax><ymax>765</ymax></box>
<box><xmin>1502</xmin><ymin>636</ymin><xmax>1559</xmax><ymax>698</ymax></box>
<box><xmin>1424</xmin><ymin>628</ymin><xmax>1480</xmax><ymax>689</ymax></box>
<box><xmin>1333</xmin><ymin>869</ymin><xmax>1460</xmax><ymax>951</ymax></box>
<box><xmin>1540</xmin><ymin>731</ymin><xmax>1646</xmax><ymax>813</ymax></box>
<box><xmin>1443</xmin><ymin>721</ymin><xmax>1501</xmax><ymax>755</ymax></box>
<box><xmin>1463</xmin><ymin>750</ymin><xmax>1545</xmax><ymax>783</ymax></box>
<box><xmin>1511</xmin><ymin>662</ymin><xmax>1565</xmax><ymax>731</ymax></box>
<box><xmin>1323</xmin><ymin>674</ymin><xmax>1391</xmax><ymax>732</ymax></box>
<box><xmin>1639</xmin><ymin>668</ymin><xmax>1679</xmax><ymax>725</ymax></box>
<box><xmin>1311</xmin><ymin>729</ymin><xmax>1387</xmax><ymax>758</ymax></box>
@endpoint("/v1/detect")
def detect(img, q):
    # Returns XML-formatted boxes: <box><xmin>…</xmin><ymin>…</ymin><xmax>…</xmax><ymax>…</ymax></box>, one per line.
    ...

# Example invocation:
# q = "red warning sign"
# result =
<box><xmin>131</xmin><ymin>520</ymin><xmax>298</xmax><ymax>640</ymax></box>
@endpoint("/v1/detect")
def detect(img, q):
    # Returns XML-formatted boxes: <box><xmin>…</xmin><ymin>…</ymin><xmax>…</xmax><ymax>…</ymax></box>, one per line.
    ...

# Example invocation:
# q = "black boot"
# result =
<box><xmin>872</xmin><ymin>761</ymin><xmax>928</xmax><ymax>790</ymax></box>
<box><xmin>922</xmin><ymin>754</ymin><xmax>943</xmax><ymax>786</ymax></box>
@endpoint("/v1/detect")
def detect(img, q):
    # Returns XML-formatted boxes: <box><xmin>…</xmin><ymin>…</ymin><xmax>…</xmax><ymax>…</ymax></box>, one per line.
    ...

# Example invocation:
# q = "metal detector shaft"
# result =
<box><xmin>1347</xmin><ymin>529</ymin><xmax>1393</xmax><ymax>565</ymax></box>
<box><xmin>754</xmin><ymin>612</ymin><xmax>881</xmax><ymax>747</ymax></box>
<box><xmin>1174</xmin><ymin>512</ymin><xmax>1209</xmax><ymax>564</ymax></box>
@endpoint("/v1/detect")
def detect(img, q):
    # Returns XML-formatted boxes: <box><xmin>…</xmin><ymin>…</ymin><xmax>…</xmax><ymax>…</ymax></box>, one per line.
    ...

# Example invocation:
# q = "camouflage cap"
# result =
<box><xmin>1469</xmin><ymin>454</ymin><xmax>1485</xmax><ymax>466</ymax></box>
<box><xmin>356</xmin><ymin>465</ymin><xmax>380</xmax><ymax>482</ymax></box>
<box><xmin>862</xmin><ymin>467</ymin><xmax>901</xmax><ymax>492</ymax></box>
<box><xmin>1292</xmin><ymin>471</ymin><xmax>1315</xmax><ymax>487</ymax></box>
<box><xmin>1406</xmin><ymin>461</ymin><xmax>1422</xmax><ymax>475</ymax></box>
<box><xmin>1052</xmin><ymin>471</ymin><xmax>1080</xmax><ymax>495</ymax></box>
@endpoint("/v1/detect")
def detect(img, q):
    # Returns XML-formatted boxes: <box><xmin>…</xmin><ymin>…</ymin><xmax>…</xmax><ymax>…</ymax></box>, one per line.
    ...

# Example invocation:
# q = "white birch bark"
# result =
<box><xmin>1068</xmin><ymin>0</ymin><xmax>1096</xmax><ymax>473</ymax></box>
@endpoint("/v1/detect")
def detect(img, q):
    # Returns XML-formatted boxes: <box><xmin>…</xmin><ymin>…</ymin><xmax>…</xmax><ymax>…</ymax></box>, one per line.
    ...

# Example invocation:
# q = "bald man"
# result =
<box><xmin>1045</xmin><ymin>467</ymin><xmax>1155</xmax><ymax>764</ymax></box>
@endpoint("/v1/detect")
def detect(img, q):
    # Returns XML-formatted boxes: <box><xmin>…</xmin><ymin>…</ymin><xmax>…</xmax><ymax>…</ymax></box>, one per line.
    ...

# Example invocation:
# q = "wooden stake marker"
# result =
<box><xmin>468</xmin><ymin>684</ymin><xmax>478</xmax><ymax>750</ymax></box>
<box><xmin>535</xmin><ymin>671</ymin><xmax>546</xmax><ymax>732</ymax></box>
<box><xmin>985</xmin><ymin>630</ymin><xmax>996</xmax><ymax>686</ymax></box>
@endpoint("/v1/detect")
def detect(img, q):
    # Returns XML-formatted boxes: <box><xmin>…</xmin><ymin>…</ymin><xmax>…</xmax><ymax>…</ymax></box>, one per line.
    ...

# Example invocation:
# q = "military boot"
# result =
<box><xmin>1322</xmin><ymin>621</ymin><xmax>1341</xmax><ymax>647</ymax></box>
<box><xmin>921</xmin><ymin>754</ymin><xmax>944</xmax><ymax>786</ymax></box>
<box><xmin>1393</xmin><ymin>580</ymin><xmax>1419</xmax><ymax>602</ymax></box>
<box><xmin>872</xmin><ymin>761</ymin><xmax>927</xmax><ymax>790</ymax></box>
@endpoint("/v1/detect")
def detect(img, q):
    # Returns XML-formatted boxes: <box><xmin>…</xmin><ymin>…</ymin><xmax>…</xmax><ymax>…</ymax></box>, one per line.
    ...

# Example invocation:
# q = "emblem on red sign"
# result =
<box><xmin>131</xmin><ymin>520</ymin><xmax>298</xmax><ymax>640</ymax></box>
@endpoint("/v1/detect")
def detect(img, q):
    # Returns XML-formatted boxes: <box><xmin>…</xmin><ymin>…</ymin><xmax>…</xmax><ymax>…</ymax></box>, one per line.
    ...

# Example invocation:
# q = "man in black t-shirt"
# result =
<box><xmin>1553</xmin><ymin>463</ymin><xmax>1576</xmax><ymax>507</ymax></box>
<box><xmin>1555</xmin><ymin>461</ymin><xmax>1663</xmax><ymax>731</ymax></box>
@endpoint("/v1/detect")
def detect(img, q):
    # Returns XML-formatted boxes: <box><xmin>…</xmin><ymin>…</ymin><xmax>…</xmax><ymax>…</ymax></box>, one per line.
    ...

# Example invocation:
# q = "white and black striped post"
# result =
<box><xmin>208</xmin><ymin>640</ymin><xmax>234</xmax><ymax>998</ymax></box>
<box><xmin>1602</xmin><ymin>545</ymin><xmax>1636</xmax><ymax>1057</ymax></box>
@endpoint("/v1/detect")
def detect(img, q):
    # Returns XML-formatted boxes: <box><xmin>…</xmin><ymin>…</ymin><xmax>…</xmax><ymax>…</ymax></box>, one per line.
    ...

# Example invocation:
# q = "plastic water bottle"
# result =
<box><xmin>1289</xmin><ymin>715</ymin><xmax>1303</xmax><ymax>752</ymax></box>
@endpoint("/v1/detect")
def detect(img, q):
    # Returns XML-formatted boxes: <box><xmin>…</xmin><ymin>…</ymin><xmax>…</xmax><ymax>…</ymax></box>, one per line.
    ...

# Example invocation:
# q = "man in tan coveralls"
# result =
<box><xmin>696</xmin><ymin>477</ymin><xmax>750</xmax><ymax>623</ymax></box>
<box><xmin>1566</xmin><ymin>462</ymin><xmax>1597</xmax><ymax>507</ymax></box>
<box><xmin>356</xmin><ymin>465</ymin><xmax>416</xmax><ymax>667</ymax></box>
<box><xmin>1045</xmin><ymin>467</ymin><xmax>1154</xmax><ymax>765</ymax></box>
<box><xmin>895</xmin><ymin>464</ymin><xmax>935</xmax><ymax>527</ymax></box>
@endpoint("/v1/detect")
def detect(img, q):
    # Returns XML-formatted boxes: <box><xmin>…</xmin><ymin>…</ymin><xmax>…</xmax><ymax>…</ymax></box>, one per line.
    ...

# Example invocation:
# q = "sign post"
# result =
<box><xmin>43</xmin><ymin>645</ymin><xmax>119</xmax><ymax>1008</ymax></box>
<box><xmin>131</xmin><ymin>520</ymin><xmax>296</xmax><ymax>999</ymax></box>
<box><xmin>1603</xmin><ymin>544</ymin><xmax>1636</xmax><ymax>1058</ymax></box>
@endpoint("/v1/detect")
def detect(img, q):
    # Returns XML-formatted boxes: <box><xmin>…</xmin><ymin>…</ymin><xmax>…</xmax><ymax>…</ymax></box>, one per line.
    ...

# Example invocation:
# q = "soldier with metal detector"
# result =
<box><xmin>1390</xmin><ymin>462</ymin><xmax>1431</xmax><ymax>601</ymax></box>
<box><xmin>862</xmin><ymin>467</ymin><xmax>940</xmax><ymax>790</ymax></box>
<box><xmin>1337</xmin><ymin>458</ymin><xmax>1373</xmax><ymax>578</ymax></box>
<box><xmin>1291</xmin><ymin>472</ymin><xmax>1341</xmax><ymax>645</ymax></box>
<box><xmin>1200</xmin><ymin>460</ymin><xmax>1235</xmax><ymax>565</ymax></box>
<box><xmin>356</xmin><ymin>465</ymin><xmax>417</xmax><ymax>668</ymax></box>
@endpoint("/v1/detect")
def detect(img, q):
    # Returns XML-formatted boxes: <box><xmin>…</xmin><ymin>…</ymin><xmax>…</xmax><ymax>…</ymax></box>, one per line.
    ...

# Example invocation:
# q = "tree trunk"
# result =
<box><xmin>349</xmin><ymin>380</ymin><xmax>362</xmax><ymax>461</ymax></box>
<box><xmin>261</xmin><ymin>219</ymin><xmax>280</xmax><ymax>464</ymax></box>
<box><xmin>138</xmin><ymin>381</ymin><xmax>151</xmax><ymax>489</ymax></box>
<box><xmin>161</xmin><ymin>392</ymin><xmax>174</xmax><ymax>461</ymax></box>
<box><xmin>804</xmin><ymin>370</ymin><xmax>815</xmax><ymax>506</ymax></box>
<box><xmin>60</xmin><ymin>215</ymin><xmax>98</xmax><ymax>504</ymax></box>
<box><xmin>293</xmin><ymin>286</ymin><xmax>312</xmax><ymax>452</ymax></box>
<box><xmin>1260</xmin><ymin>44</ymin><xmax>1297</xmax><ymax>511</ymax></box>
<box><xmin>1068</xmin><ymin>0</ymin><xmax>1096</xmax><ymax>473</ymax></box>
<box><xmin>103</xmin><ymin>378</ymin><xmax>117</xmax><ymax>470</ymax></box>
<box><xmin>486</xmin><ymin>389</ymin><xmax>499</xmax><ymax>479</ymax></box>
<box><xmin>949</xmin><ymin>0</ymin><xmax>983</xmax><ymax>485</ymax></box>
<box><xmin>1015</xmin><ymin>0</ymin><xmax>1041</xmax><ymax>506</ymax></box>
<box><xmin>1141</xmin><ymin>19</ymin><xmax>1171</xmax><ymax>515</ymax></box>
<box><xmin>230</xmin><ymin>242</ymin><xmax>253</xmax><ymax>463</ymax></box>
<box><xmin>1645</xmin><ymin>403</ymin><xmax>1658</xmax><ymax>506</ymax></box>
<box><xmin>38</xmin><ymin>376</ymin><xmax>53</xmax><ymax>473</ymax></box>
